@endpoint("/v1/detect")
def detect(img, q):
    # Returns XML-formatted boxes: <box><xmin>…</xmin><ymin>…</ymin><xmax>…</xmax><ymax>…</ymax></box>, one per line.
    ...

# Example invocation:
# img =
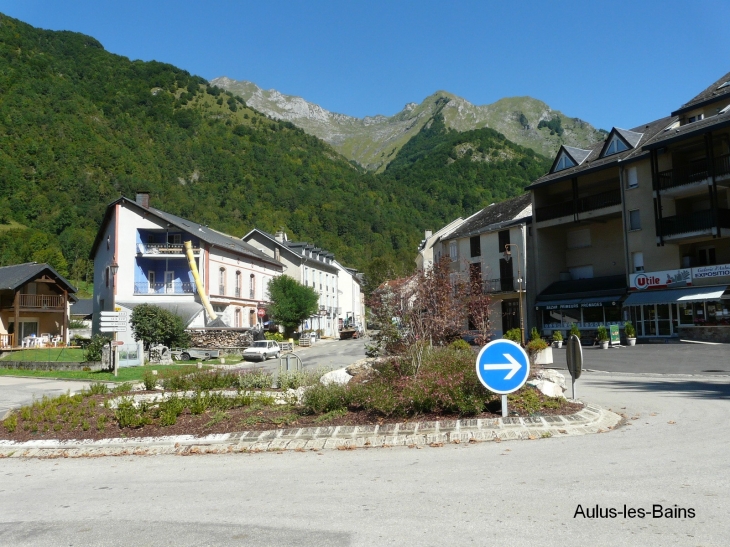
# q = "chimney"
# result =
<box><xmin>136</xmin><ymin>192</ymin><xmax>150</xmax><ymax>209</ymax></box>
<box><xmin>274</xmin><ymin>230</ymin><xmax>287</xmax><ymax>242</ymax></box>
<box><xmin>425</xmin><ymin>230</ymin><xmax>433</xmax><ymax>239</ymax></box>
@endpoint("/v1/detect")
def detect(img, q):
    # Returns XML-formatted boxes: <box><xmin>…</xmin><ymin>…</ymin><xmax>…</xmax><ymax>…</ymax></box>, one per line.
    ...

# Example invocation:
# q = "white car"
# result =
<box><xmin>243</xmin><ymin>340</ymin><xmax>281</xmax><ymax>361</ymax></box>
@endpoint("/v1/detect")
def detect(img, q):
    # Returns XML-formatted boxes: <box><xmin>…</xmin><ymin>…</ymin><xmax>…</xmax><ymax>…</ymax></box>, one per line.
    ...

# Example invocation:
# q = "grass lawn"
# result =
<box><xmin>0</xmin><ymin>364</ymin><xmax>207</xmax><ymax>383</ymax></box>
<box><xmin>0</xmin><ymin>348</ymin><xmax>86</xmax><ymax>362</ymax></box>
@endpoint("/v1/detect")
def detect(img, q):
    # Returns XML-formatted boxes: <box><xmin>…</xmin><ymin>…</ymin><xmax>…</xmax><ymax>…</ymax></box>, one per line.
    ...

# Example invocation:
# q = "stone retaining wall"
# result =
<box><xmin>0</xmin><ymin>361</ymin><xmax>105</xmax><ymax>372</ymax></box>
<box><xmin>677</xmin><ymin>327</ymin><xmax>730</xmax><ymax>344</ymax></box>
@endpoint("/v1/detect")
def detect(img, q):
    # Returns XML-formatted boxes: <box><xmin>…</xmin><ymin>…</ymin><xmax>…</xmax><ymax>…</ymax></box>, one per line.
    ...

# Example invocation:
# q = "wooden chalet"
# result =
<box><xmin>0</xmin><ymin>263</ymin><xmax>77</xmax><ymax>349</ymax></box>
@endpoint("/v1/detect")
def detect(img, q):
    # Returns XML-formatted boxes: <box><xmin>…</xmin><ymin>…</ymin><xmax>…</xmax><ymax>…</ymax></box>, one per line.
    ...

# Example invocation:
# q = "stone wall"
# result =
<box><xmin>677</xmin><ymin>327</ymin><xmax>730</xmax><ymax>344</ymax></box>
<box><xmin>0</xmin><ymin>361</ymin><xmax>105</xmax><ymax>372</ymax></box>
<box><xmin>186</xmin><ymin>328</ymin><xmax>254</xmax><ymax>349</ymax></box>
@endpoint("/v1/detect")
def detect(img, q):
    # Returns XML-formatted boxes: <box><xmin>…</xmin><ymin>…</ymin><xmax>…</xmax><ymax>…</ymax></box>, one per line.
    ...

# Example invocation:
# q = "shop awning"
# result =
<box><xmin>623</xmin><ymin>286</ymin><xmax>727</xmax><ymax>306</ymax></box>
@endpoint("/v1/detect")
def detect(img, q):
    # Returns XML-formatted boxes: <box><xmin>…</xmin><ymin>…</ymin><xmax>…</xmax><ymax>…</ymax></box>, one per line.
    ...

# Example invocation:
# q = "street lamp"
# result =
<box><xmin>503</xmin><ymin>244</ymin><xmax>525</xmax><ymax>346</ymax></box>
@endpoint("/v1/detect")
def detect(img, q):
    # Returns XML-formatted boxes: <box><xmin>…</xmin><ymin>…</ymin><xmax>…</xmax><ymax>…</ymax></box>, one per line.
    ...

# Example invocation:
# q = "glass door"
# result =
<box><xmin>643</xmin><ymin>305</ymin><xmax>657</xmax><ymax>336</ymax></box>
<box><xmin>657</xmin><ymin>304</ymin><xmax>671</xmax><ymax>336</ymax></box>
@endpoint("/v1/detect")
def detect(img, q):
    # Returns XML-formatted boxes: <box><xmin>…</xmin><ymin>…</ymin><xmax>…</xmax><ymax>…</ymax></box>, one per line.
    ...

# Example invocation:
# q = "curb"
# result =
<box><xmin>0</xmin><ymin>404</ymin><xmax>621</xmax><ymax>459</ymax></box>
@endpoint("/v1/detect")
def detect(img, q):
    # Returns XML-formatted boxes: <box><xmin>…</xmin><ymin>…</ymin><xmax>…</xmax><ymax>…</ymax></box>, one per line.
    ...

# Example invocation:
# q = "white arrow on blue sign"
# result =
<box><xmin>475</xmin><ymin>339</ymin><xmax>530</xmax><ymax>395</ymax></box>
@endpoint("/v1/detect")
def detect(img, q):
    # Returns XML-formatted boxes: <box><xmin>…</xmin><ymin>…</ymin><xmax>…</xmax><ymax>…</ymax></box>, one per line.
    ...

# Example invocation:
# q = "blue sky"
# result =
<box><xmin>1</xmin><ymin>1</ymin><xmax>729</xmax><ymax>131</ymax></box>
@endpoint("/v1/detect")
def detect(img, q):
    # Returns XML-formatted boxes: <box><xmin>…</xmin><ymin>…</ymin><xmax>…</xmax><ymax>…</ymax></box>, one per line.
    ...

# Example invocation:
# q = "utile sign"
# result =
<box><xmin>630</xmin><ymin>268</ymin><xmax>691</xmax><ymax>291</ymax></box>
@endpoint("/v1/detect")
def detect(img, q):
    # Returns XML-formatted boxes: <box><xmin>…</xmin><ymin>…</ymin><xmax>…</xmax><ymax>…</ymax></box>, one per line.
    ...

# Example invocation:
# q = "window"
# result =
<box><xmin>498</xmin><ymin>230</ymin><xmax>510</xmax><ymax>253</ymax></box>
<box><xmin>470</xmin><ymin>236</ymin><xmax>481</xmax><ymax>257</ymax></box>
<box><xmin>604</xmin><ymin>135</ymin><xmax>629</xmax><ymax>156</ymax></box>
<box><xmin>168</xmin><ymin>233</ymin><xmax>181</xmax><ymax>244</ymax></box>
<box><xmin>274</xmin><ymin>247</ymin><xmax>280</xmax><ymax>261</ymax></box>
<box><xmin>319</xmin><ymin>272</ymin><xmax>322</xmax><ymax>290</ymax></box>
<box><xmin>629</xmin><ymin>209</ymin><xmax>641</xmax><ymax>231</ymax></box>
<box><xmin>234</xmin><ymin>308</ymin><xmax>241</xmax><ymax>328</ymax></box>
<box><xmin>569</xmin><ymin>265</ymin><xmax>594</xmax><ymax>280</ymax></box>
<box><xmin>304</xmin><ymin>267</ymin><xmax>308</xmax><ymax>285</ymax></box>
<box><xmin>235</xmin><ymin>271</ymin><xmax>241</xmax><ymax>298</ymax></box>
<box><xmin>632</xmin><ymin>252</ymin><xmax>644</xmax><ymax>273</ymax></box>
<box><xmin>449</xmin><ymin>241</ymin><xmax>457</xmax><ymax>261</ymax></box>
<box><xmin>249</xmin><ymin>274</ymin><xmax>256</xmax><ymax>299</ymax></box>
<box><xmin>627</xmin><ymin>166</ymin><xmax>638</xmax><ymax>188</ymax></box>
<box><xmin>164</xmin><ymin>271</ymin><xmax>174</xmax><ymax>294</ymax></box>
<box><xmin>688</xmin><ymin>113</ymin><xmax>704</xmax><ymax>123</ymax></box>
<box><xmin>219</xmin><ymin>268</ymin><xmax>226</xmax><ymax>295</ymax></box>
<box><xmin>698</xmin><ymin>246</ymin><xmax>716</xmax><ymax>266</ymax></box>
<box><xmin>105</xmin><ymin>267</ymin><xmax>109</xmax><ymax>288</ymax></box>
<box><xmin>567</xmin><ymin>229</ymin><xmax>591</xmax><ymax>249</ymax></box>
<box><xmin>148</xmin><ymin>271</ymin><xmax>156</xmax><ymax>293</ymax></box>
<box><xmin>554</xmin><ymin>152</ymin><xmax>576</xmax><ymax>172</ymax></box>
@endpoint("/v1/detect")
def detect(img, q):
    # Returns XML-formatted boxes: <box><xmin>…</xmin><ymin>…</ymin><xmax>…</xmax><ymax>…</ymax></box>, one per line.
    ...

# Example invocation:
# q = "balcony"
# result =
<box><xmin>136</xmin><ymin>242</ymin><xmax>200</xmax><ymax>256</ymax></box>
<box><xmin>134</xmin><ymin>282</ymin><xmax>195</xmax><ymax>295</ymax></box>
<box><xmin>536</xmin><ymin>188</ymin><xmax>622</xmax><ymax>222</ymax></box>
<box><xmin>660</xmin><ymin>209</ymin><xmax>730</xmax><ymax>240</ymax></box>
<box><xmin>484</xmin><ymin>277</ymin><xmax>515</xmax><ymax>293</ymax></box>
<box><xmin>657</xmin><ymin>154</ymin><xmax>730</xmax><ymax>192</ymax></box>
<box><xmin>0</xmin><ymin>294</ymin><xmax>65</xmax><ymax>310</ymax></box>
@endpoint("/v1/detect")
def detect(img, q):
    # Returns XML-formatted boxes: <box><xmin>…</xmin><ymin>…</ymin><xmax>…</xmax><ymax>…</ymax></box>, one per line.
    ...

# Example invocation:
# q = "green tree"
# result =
<box><xmin>129</xmin><ymin>304</ymin><xmax>190</xmax><ymax>350</ymax></box>
<box><xmin>267</xmin><ymin>275</ymin><xmax>319</xmax><ymax>336</ymax></box>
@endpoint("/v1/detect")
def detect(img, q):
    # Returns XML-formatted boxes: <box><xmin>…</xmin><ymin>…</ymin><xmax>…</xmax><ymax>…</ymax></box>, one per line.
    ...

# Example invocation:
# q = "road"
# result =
<box><xmin>1</xmin><ymin>368</ymin><xmax>729</xmax><ymax>546</ymax></box>
<box><xmin>0</xmin><ymin>377</ymin><xmax>91</xmax><ymax>420</ymax></box>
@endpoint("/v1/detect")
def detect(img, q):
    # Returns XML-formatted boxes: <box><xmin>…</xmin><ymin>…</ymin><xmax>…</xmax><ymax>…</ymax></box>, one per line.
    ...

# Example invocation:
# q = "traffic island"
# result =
<box><xmin>0</xmin><ymin>403</ymin><xmax>621</xmax><ymax>458</ymax></box>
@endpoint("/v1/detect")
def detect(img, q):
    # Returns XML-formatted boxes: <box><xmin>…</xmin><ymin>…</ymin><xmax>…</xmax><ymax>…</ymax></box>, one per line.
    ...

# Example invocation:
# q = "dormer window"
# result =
<box><xmin>718</xmin><ymin>81</ymin><xmax>730</xmax><ymax>90</ymax></box>
<box><xmin>604</xmin><ymin>135</ymin><xmax>629</xmax><ymax>156</ymax></box>
<box><xmin>688</xmin><ymin>113</ymin><xmax>704</xmax><ymax>123</ymax></box>
<box><xmin>555</xmin><ymin>152</ymin><xmax>576</xmax><ymax>172</ymax></box>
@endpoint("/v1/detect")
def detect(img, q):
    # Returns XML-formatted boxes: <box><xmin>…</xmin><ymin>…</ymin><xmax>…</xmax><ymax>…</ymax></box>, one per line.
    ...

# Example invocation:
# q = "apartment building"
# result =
<box><xmin>242</xmin><ymin>229</ymin><xmax>361</xmax><ymax>338</ymax></box>
<box><xmin>434</xmin><ymin>193</ymin><xmax>533</xmax><ymax>339</ymax></box>
<box><xmin>90</xmin><ymin>194</ymin><xmax>283</xmax><ymax>345</ymax></box>
<box><xmin>529</xmin><ymin>71</ymin><xmax>730</xmax><ymax>342</ymax></box>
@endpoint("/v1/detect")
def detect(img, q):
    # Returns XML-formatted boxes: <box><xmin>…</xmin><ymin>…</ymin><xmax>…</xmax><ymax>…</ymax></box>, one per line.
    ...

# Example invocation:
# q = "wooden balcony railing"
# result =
<box><xmin>18</xmin><ymin>294</ymin><xmax>64</xmax><ymax>309</ymax></box>
<box><xmin>0</xmin><ymin>333</ymin><xmax>14</xmax><ymax>348</ymax></box>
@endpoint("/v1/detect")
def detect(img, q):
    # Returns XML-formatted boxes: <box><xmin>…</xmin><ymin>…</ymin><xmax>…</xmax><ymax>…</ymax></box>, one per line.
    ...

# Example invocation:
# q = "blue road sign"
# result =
<box><xmin>475</xmin><ymin>339</ymin><xmax>530</xmax><ymax>395</ymax></box>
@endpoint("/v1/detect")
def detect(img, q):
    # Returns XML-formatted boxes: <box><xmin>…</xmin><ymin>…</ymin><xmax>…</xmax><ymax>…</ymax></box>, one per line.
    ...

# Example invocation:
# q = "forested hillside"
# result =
<box><xmin>0</xmin><ymin>13</ymin><xmax>550</xmax><ymax>286</ymax></box>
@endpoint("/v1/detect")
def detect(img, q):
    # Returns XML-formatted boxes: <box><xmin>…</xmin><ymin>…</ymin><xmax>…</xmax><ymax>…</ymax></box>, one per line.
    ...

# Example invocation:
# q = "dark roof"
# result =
<box><xmin>563</xmin><ymin>146</ymin><xmax>591</xmax><ymax>164</ymax></box>
<box><xmin>90</xmin><ymin>198</ymin><xmax>282</xmax><ymax>269</ymax></box>
<box><xmin>442</xmin><ymin>194</ymin><xmax>532</xmax><ymax>240</ymax></box>
<box><xmin>614</xmin><ymin>127</ymin><xmax>644</xmax><ymax>148</ymax></box>
<box><xmin>70</xmin><ymin>298</ymin><xmax>93</xmax><ymax>317</ymax></box>
<box><xmin>0</xmin><ymin>262</ymin><xmax>77</xmax><ymax>293</ymax></box>
<box><xmin>643</xmin><ymin>108</ymin><xmax>730</xmax><ymax>149</ymax></box>
<box><xmin>527</xmin><ymin>116</ymin><xmax>674</xmax><ymax>189</ymax></box>
<box><xmin>536</xmin><ymin>275</ymin><xmax>627</xmax><ymax>301</ymax></box>
<box><xmin>672</xmin><ymin>70</ymin><xmax>730</xmax><ymax>116</ymax></box>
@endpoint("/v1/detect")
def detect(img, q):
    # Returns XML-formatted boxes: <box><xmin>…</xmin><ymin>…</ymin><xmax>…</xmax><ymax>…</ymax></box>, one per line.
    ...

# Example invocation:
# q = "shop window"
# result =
<box><xmin>470</xmin><ymin>236</ymin><xmax>481</xmax><ymax>258</ymax></box>
<box><xmin>677</xmin><ymin>303</ymin><xmax>694</xmax><ymax>325</ymax></box>
<box><xmin>542</xmin><ymin>309</ymin><xmax>562</xmax><ymax>328</ymax></box>
<box><xmin>629</xmin><ymin>209</ymin><xmax>641</xmax><ymax>231</ymax></box>
<box><xmin>605</xmin><ymin>304</ymin><xmax>621</xmax><ymax>323</ymax></box>
<box><xmin>706</xmin><ymin>300</ymin><xmax>730</xmax><ymax>325</ymax></box>
<box><xmin>562</xmin><ymin>307</ymin><xmax>581</xmax><ymax>326</ymax></box>
<box><xmin>693</xmin><ymin>302</ymin><xmax>706</xmax><ymax>325</ymax></box>
<box><xmin>582</xmin><ymin>305</ymin><xmax>604</xmax><ymax>327</ymax></box>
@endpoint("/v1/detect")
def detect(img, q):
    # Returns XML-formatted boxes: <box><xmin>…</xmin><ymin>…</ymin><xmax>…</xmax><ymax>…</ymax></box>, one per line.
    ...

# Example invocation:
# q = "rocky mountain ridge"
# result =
<box><xmin>211</xmin><ymin>76</ymin><xmax>607</xmax><ymax>171</ymax></box>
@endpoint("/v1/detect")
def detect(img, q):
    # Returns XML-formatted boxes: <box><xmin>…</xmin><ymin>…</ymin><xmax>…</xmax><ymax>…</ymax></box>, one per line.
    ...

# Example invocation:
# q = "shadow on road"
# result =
<box><xmin>584</xmin><ymin>375</ymin><xmax>730</xmax><ymax>400</ymax></box>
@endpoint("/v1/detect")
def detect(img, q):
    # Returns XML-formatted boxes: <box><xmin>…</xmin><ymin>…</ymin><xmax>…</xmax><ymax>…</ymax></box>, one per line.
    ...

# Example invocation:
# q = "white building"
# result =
<box><xmin>334</xmin><ymin>261</ymin><xmax>365</xmax><ymax>331</ymax></box>
<box><xmin>90</xmin><ymin>194</ymin><xmax>283</xmax><ymax>345</ymax></box>
<box><xmin>415</xmin><ymin>217</ymin><xmax>466</xmax><ymax>272</ymax></box>
<box><xmin>242</xmin><ymin>229</ymin><xmax>362</xmax><ymax>337</ymax></box>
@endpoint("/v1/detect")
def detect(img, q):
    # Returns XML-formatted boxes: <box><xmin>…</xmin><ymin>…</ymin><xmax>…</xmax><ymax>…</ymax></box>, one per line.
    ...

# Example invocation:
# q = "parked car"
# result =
<box><xmin>172</xmin><ymin>348</ymin><xmax>220</xmax><ymax>361</ymax></box>
<box><xmin>243</xmin><ymin>340</ymin><xmax>281</xmax><ymax>361</ymax></box>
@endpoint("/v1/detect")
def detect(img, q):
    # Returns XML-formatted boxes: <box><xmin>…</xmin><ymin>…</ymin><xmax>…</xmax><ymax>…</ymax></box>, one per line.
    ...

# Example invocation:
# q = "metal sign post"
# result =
<box><xmin>566</xmin><ymin>334</ymin><xmax>583</xmax><ymax>400</ymax></box>
<box><xmin>475</xmin><ymin>339</ymin><xmax>530</xmax><ymax>418</ymax></box>
<box><xmin>100</xmin><ymin>311</ymin><xmax>128</xmax><ymax>377</ymax></box>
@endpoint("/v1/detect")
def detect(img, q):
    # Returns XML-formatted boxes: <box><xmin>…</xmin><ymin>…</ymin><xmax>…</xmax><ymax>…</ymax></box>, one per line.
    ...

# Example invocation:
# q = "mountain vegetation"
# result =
<box><xmin>212</xmin><ymin>77</ymin><xmax>607</xmax><ymax>172</ymax></box>
<box><xmin>0</xmin><ymin>13</ymin><xmax>549</xmax><ymax>287</ymax></box>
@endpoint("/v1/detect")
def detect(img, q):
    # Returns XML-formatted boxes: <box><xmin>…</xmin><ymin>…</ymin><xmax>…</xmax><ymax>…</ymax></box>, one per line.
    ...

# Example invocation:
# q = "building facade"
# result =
<box><xmin>90</xmin><ymin>194</ymin><xmax>283</xmax><ymax>345</ymax></box>
<box><xmin>529</xmin><ymin>71</ymin><xmax>730</xmax><ymax>342</ymax></box>
<box><xmin>433</xmin><ymin>194</ymin><xmax>533</xmax><ymax>339</ymax></box>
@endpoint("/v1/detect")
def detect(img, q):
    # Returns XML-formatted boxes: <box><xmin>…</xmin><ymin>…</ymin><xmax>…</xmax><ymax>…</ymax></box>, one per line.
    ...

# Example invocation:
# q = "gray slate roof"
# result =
<box><xmin>643</xmin><ymin>108</ymin><xmax>730</xmax><ymax>149</ymax></box>
<box><xmin>614</xmin><ymin>128</ymin><xmax>644</xmax><ymax>148</ymax></box>
<box><xmin>70</xmin><ymin>298</ymin><xmax>93</xmax><ymax>317</ymax></box>
<box><xmin>527</xmin><ymin>116</ymin><xmax>674</xmax><ymax>189</ymax></box>
<box><xmin>563</xmin><ymin>146</ymin><xmax>591</xmax><ymax>165</ymax></box>
<box><xmin>0</xmin><ymin>262</ymin><xmax>77</xmax><ymax>293</ymax></box>
<box><xmin>672</xmin><ymin>70</ymin><xmax>730</xmax><ymax>115</ymax></box>
<box><xmin>442</xmin><ymin>193</ymin><xmax>532</xmax><ymax>240</ymax></box>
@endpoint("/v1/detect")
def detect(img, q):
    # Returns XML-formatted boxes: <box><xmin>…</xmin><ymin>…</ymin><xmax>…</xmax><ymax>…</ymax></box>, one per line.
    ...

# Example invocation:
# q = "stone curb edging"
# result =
<box><xmin>0</xmin><ymin>404</ymin><xmax>621</xmax><ymax>459</ymax></box>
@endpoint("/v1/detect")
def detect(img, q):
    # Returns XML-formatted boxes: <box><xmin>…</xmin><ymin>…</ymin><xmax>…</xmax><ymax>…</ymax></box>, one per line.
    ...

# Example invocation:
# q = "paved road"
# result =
<box><xmin>1</xmin><ymin>370</ymin><xmax>728</xmax><ymax>546</ymax></box>
<box><xmin>551</xmin><ymin>341</ymin><xmax>730</xmax><ymax>375</ymax></box>
<box><xmin>0</xmin><ymin>377</ymin><xmax>92</xmax><ymax>420</ymax></box>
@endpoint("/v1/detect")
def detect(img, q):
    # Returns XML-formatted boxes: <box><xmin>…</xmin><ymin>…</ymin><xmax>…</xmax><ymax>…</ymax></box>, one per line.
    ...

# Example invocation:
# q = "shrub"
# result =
<box><xmin>530</xmin><ymin>327</ymin><xmax>541</xmax><ymax>341</ymax></box>
<box><xmin>84</xmin><ymin>334</ymin><xmax>111</xmax><ymax>362</ymax></box>
<box><xmin>450</xmin><ymin>339</ymin><xmax>471</xmax><ymax>352</ymax></box>
<box><xmin>237</xmin><ymin>370</ymin><xmax>273</xmax><ymax>390</ymax></box>
<box><xmin>569</xmin><ymin>323</ymin><xmax>581</xmax><ymax>338</ymax></box>
<box><xmin>114</xmin><ymin>397</ymin><xmax>150</xmax><ymax>429</ymax></box>
<box><xmin>142</xmin><ymin>369</ymin><xmax>158</xmax><ymax>391</ymax></box>
<box><xmin>278</xmin><ymin>368</ymin><xmax>328</xmax><ymax>390</ymax></box>
<box><xmin>301</xmin><ymin>383</ymin><xmax>352</xmax><ymax>415</ymax></box>
<box><xmin>86</xmin><ymin>382</ymin><xmax>109</xmax><ymax>396</ymax></box>
<box><xmin>552</xmin><ymin>330</ymin><xmax>563</xmax><ymax>341</ymax></box>
<box><xmin>624</xmin><ymin>321</ymin><xmax>636</xmax><ymax>338</ymax></box>
<box><xmin>503</xmin><ymin>328</ymin><xmax>522</xmax><ymax>343</ymax></box>
<box><xmin>3</xmin><ymin>413</ymin><xmax>18</xmax><ymax>433</ymax></box>
<box><xmin>264</xmin><ymin>332</ymin><xmax>284</xmax><ymax>342</ymax></box>
<box><xmin>526</xmin><ymin>338</ymin><xmax>548</xmax><ymax>354</ymax></box>
<box><xmin>597</xmin><ymin>325</ymin><xmax>609</xmax><ymax>342</ymax></box>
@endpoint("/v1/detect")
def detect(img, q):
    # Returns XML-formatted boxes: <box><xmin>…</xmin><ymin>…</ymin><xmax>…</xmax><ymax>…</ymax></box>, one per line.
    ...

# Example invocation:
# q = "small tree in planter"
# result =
<box><xmin>624</xmin><ymin>321</ymin><xmax>637</xmax><ymax>346</ymax></box>
<box><xmin>552</xmin><ymin>330</ymin><xmax>563</xmax><ymax>348</ymax></box>
<box><xmin>526</xmin><ymin>327</ymin><xmax>549</xmax><ymax>365</ymax></box>
<box><xmin>597</xmin><ymin>325</ymin><xmax>609</xmax><ymax>349</ymax></box>
<box><xmin>569</xmin><ymin>323</ymin><xmax>581</xmax><ymax>339</ymax></box>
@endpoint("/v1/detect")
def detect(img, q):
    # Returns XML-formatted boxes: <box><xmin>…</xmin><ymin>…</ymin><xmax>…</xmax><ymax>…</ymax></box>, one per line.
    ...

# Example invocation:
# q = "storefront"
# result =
<box><xmin>623</xmin><ymin>286</ymin><xmax>729</xmax><ymax>338</ymax></box>
<box><xmin>537</xmin><ymin>297</ymin><xmax>624</xmax><ymax>335</ymax></box>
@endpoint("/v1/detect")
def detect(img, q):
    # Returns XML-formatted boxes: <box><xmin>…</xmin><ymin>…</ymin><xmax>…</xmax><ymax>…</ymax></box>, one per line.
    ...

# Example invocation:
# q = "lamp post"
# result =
<box><xmin>503</xmin><ymin>244</ymin><xmax>525</xmax><ymax>346</ymax></box>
